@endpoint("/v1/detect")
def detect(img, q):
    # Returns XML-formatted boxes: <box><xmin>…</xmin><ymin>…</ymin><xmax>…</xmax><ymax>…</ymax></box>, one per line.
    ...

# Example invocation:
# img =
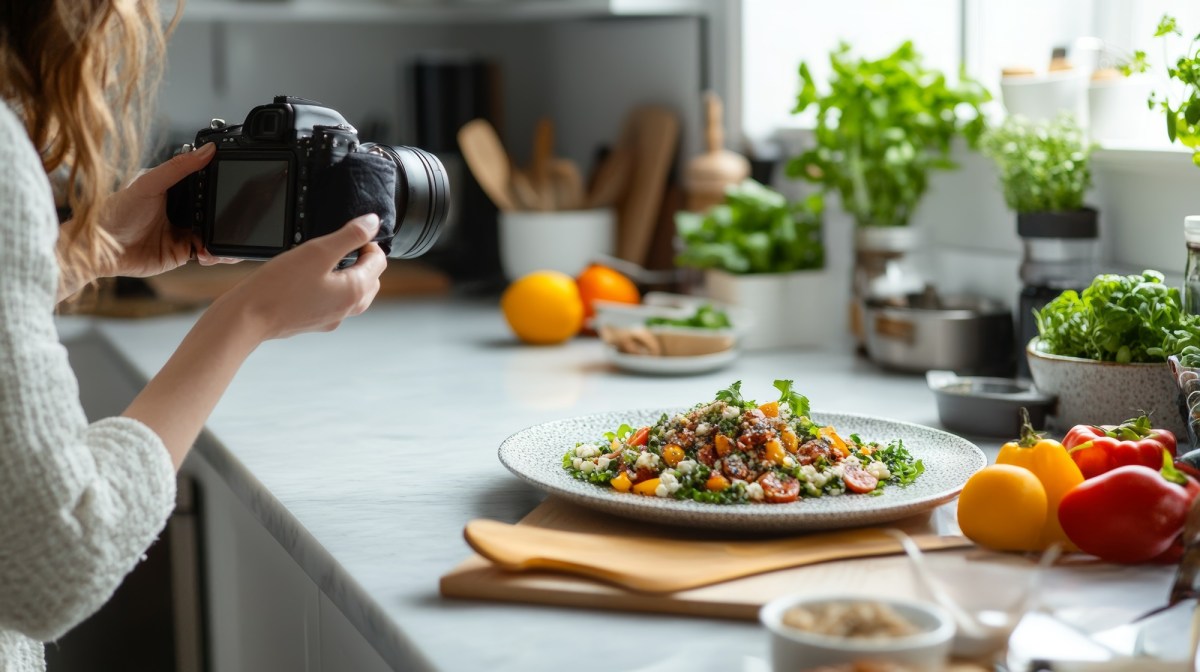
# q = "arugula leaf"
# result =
<box><xmin>772</xmin><ymin>379</ymin><xmax>811</xmax><ymax>418</ymax></box>
<box><xmin>873</xmin><ymin>440</ymin><xmax>925</xmax><ymax>487</ymax></box>
<box><xmin>715</xmin><ymin>381</ymin><xmax>748</xmax><ymax>408</ymax></box>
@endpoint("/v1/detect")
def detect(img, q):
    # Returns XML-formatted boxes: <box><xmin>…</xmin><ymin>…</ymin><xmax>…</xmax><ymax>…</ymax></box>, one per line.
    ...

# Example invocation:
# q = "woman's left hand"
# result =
<box><xmin>100</xmin><ymin>142</ymin><xmax>234</xmax><ymax>277</ymax></box>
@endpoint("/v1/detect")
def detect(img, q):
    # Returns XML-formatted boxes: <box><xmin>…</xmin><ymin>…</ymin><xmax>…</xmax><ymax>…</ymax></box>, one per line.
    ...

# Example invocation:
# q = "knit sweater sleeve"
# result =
<box><xmin>0</xmin><ymin>104</ymin><xmax>176</xmax><ymax>642</ymax></box>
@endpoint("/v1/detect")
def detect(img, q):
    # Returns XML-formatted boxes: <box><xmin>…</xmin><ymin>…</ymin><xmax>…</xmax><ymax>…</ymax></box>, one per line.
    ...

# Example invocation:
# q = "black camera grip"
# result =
<box><xmin>308</xmin><ymin>153</ymin><xmax>398</xmax><ymax>255</ymax></box>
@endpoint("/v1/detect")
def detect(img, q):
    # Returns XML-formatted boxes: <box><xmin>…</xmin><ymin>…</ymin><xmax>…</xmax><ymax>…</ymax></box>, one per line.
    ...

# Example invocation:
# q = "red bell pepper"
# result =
<box><xmin>1062</xmin><ymin>414</ymin><xmax>1177</xmax><ymax>479</ymax></box>
<box><xmin>1058</xmin><ymin>451</ymin><xmax>1198</xmax><ymax>564</ymax></box>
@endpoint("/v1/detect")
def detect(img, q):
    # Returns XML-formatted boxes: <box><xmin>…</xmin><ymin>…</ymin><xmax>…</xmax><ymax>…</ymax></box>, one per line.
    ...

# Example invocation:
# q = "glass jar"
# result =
<box><xmin>1186</xmin><ymin>216</ymin><xmax>1200</xmax><ymax>315</ymax></box>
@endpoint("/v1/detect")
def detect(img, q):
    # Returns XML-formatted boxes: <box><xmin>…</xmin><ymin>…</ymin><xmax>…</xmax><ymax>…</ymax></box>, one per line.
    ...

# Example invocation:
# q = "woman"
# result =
<box><xmin>0</xmin><ymin>2</ymin><xmax>386</xmax><ymax>669</ymax></box>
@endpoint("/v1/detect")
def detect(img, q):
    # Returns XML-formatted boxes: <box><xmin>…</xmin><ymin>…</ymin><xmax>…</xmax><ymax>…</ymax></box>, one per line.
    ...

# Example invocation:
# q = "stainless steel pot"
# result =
<box><xmin>863</xmin><ymin>297</ymin><xmax>1014</xmax><ymax>375</ymax></box>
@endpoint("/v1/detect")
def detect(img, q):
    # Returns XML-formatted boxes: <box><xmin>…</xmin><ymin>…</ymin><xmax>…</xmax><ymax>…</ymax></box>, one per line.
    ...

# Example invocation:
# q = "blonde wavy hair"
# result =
<box><xmin>0</xmin><ymin>0</ymin><xmax>181</xmax><ymax>284</ymax></box>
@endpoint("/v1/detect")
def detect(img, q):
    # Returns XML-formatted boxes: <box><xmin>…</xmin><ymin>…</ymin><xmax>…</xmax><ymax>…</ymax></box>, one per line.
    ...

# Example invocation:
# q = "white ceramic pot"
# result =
<box><xmin>498</xmin><ymin>208</ymin><xmax>615</xmax><ymax>280</ymax></box>
<box><xmin>760</xmin><ymin>594</ymin><xmax>955</xmax><ymax>672</ymax></box>
<box><xmin>705</xmin><ymin>269</ymin><xmax>838</xmax><ymax>350</ymax></box>
<box><xmin>1026</xmin><ymin>338</ymin><xmax>1187</xmax><ymax>437</ymax></box>
<box><xmin>1089</xmin><ymin>76</ymin><xmax>1156</xmax><ymax>144</ymax></box>
<box><xmin>1001</xmin><ymin>71</ymin><xmax>1089</xmax><ymax>126</ymax></box>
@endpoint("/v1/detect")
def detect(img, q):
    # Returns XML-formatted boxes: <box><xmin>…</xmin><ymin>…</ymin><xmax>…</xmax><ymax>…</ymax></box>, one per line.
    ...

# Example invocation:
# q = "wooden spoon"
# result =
<box><xmin>550</xmin><ymin>158</ymin><xmax>585</xmax><ymax>211</ymax></box>
<box><xmin>510</xmin><ymin>169</ymin><xmax>547</xmax><ymax>212</ymax></box>
<box><xmin>463</xmin><ymin>519</ymin><xmax>970</xmax><ymax>594</ymax></box>
<box><xmin>531</xmin><ymin>117</ymin><xmax>555</xmax><ymax>199</ymax></box>
<box><xmin>458</xmin><ymin>119</ymin><xmax>517</xmax><ymax>212</ymax></box>
<box><xmin>585</xmin><ymin>145</ymin><xmax>632</xmax><ymax>209</ymax></box>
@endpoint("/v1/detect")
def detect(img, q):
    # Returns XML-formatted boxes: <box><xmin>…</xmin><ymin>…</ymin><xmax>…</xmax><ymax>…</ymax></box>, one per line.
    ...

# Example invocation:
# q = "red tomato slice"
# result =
<box><xmin>757</xmin><ymin>472</ymin><xmax>800</xmax><ymax>503</ymax></box>
<box><xmin>842</xmin><ymin>464</ymin><xmax>879</xmax><ymax>494</ymax></box>
<box><xmin>629</xmin><ymin>427</ymin><xmax>650</xmax><ymax>446</ymax></box>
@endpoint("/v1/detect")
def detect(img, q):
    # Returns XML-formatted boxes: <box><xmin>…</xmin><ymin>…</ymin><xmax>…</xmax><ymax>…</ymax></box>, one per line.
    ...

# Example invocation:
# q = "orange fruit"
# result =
<box><xmin>576</xmin><ymin>264</ymin><xmax>640</xmax><ymax>320</ymax></box>
<box><xmin>501</xmin><ymin>271</ymin><xmax>584</xmax><ymax>345</ymax></box>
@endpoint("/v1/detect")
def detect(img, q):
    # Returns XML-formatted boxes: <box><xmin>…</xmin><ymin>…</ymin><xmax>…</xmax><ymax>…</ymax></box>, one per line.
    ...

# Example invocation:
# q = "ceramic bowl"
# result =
<box><xmin>760</xmin><ymin>594</ymin><xmax>954</xmax><ymax>672</ymax></box>
<box><xmin>1026</xmin><ymin>338</ymin><xmax>1186</xmax><ymax>437</ymax></box>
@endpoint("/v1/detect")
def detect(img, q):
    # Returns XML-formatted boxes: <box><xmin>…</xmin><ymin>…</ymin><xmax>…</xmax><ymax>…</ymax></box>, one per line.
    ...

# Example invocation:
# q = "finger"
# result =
<box><xmin>344</xmin><ymin>242</ymin><xmax>387</xmax><ymax>281</ymax></box>
<box><xmin>309</xmin><ymin>214</ymin><xmax>380</xmax><ymax>262</ymax></box>
<box><xmin>136</xmin><ymin>142</ymin><xmax>216</xmax><ymax>194</ymax></box>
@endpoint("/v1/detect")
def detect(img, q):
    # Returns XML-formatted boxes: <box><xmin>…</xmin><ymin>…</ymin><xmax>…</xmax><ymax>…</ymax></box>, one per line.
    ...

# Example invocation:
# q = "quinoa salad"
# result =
<box><xmin>562</xmin><ymin>381</ymin><xmax>924</xmax><ymax>504</ymax></box>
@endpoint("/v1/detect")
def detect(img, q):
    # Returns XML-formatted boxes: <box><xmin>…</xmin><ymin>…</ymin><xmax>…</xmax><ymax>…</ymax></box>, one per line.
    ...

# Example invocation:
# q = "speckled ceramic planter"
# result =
<box><xmin>1026</xmin><ymin>338</ymin><xmax>1187</xmax><ymax>437</ymax></box>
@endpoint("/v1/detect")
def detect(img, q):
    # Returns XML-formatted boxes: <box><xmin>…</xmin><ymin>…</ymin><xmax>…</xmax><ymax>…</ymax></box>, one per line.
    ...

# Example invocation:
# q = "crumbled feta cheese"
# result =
<box><xmin>676</xmin><ymin>459</ymin><xmax>697</xmax><ymax>475</ymax></box>
<box><xmin>635</xmin><ymin>452</ymin><xmax>660</xmax><ymax>470</ymax></box>
<box><xmin>597</xmin><ymin>457</ymin><xmax>611</xmax><ymax>471</ymax></box>
<box><xmin>842</xmin><ymin>455</ymin><xmax>861</xmax><ymax>467</ymax></box>
<box><xmin>746</xmin><ymin>482</ymin><xmax>765</xmax><ymax>501</ymax></box>
<box><xmin>695</xmin><ymin>422</ymin><xmax>712</xmax><ymax>437</ymax></box>
<box><xmin>655</xmin><ymin>483</ymin><xmax>670</xmax><ymax>497</ymax></box>
<box><xmin>572</xmin><ymin>457</ymin><xmax>583</xmax><ymax>470</ymax></box>
<box><xmin>867</xmin><ymin>460</ymin><xmax>891</xmax><ymax>480</ymax></box>
<box><xmin>722</xmin><ymin>405</ymin><xmax>741</xmax><ymax>420</ymax></box>
<box><xmin>581</xmin><ymin>460</ymin><xmax>596</xmax><ymax>474</ymax></box>
<box><xmin>673</xmin><ymin>414</ymin><xmax>688</xmax><ymax>425</ymax></box>
<box><xmin>576</xmin><ymin>444</ymin><xmax>599</xmax><ymax>459</ymax></box>
<box><xmin>783</xmin><ymin>455</ymin><xmax>797</xmax><ymax>468</ymax></box>
<box><xmin>799</xmin><ymin>464</ymin><xmax>830</xmax><ymax>489</ymax></box>
<box><xmin>660</xmin><ymin>472</ymin><xmax>680</xmax><ymax>490</ymax></box>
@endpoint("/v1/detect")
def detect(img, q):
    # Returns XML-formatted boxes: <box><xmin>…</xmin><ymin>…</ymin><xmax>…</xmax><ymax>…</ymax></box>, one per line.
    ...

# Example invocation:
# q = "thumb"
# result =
<box><xmin>310</xmin><ymin>214</ymin><xmax>380</xmax><ymax>260</ymax></box>
<box><xmin>136</xmin><ymin>142</ymin><xmax>216</xmax><ymax>194</ymax></box>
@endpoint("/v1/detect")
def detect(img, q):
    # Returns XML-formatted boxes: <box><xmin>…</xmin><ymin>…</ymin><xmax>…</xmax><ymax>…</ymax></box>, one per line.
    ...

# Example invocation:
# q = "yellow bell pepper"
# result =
<box><xmin>995</xmin><ymin>409</ymin><xmax>1083</xmax><ymax>550</ymax></box>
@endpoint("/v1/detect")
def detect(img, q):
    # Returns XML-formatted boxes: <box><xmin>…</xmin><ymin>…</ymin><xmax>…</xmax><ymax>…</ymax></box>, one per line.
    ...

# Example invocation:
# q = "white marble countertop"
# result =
<box><xmin>78</xmin><ymin>299</ymin><xmax>1176</xmax><ymax>671</ymax></box>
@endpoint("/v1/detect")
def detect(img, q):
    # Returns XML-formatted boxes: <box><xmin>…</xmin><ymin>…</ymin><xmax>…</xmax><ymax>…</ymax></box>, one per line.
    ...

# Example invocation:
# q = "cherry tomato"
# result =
<box><xmin>721</xmin><ymin>454</ymin><xmax>756</xmax><ymax>482</ymax></box>
<box><xmin>842</xmin><ymin>464</ymin><xmax>879</xmax><ymax>494</ymax></box>
<box><xmin>629</xmin><ymin>427</ymin><xmax>650</xmax><ymax>446</ymax></box>
<box><xmin>757</xmin><ymin>472</ymin><xmax>800</xmax><ymax>503</ymax></box>
<box><xmin>696</xmin><ymin>445</ymin><xmax>716</xmax><ymax>467</ymax></box>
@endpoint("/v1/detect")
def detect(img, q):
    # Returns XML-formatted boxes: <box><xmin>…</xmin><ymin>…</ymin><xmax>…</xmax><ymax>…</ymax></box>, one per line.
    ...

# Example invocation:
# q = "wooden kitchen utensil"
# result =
<box><xmin>458</xmin><ymin>119</ymin><xmax>517</xmax><ymax>212</ymax></box>
<box><xmin>684</xmin><ymin>91</ymin><xmax>750</xmax><ymax>213</ymax></box>
<box><xmin>550</xmin><ymin>158</ymin><xmax>585</xmax><ymax>211</ymax></box>
<box><xmin>510</xmin><ymin>169</ymin><xmax>549</xmax><ymax>212</ymax></box>
<box><xmin>585</xmin><ymin>145</ymin><xmax>632</xmax><ymax>209</ymax></box>
<box><xmin>531</xmin><ymin>117</ymin><xmax>555</xmax><ymax>199</ymax></box>
<box><xmin>463</xmin><ymin>518</ymin><xmax>969</xmax><ymax>594</ymax></box>
<box><xmin>617</xmin><ymin>106</ymin><xmax>679</xmax><ymax>265</ymax></box>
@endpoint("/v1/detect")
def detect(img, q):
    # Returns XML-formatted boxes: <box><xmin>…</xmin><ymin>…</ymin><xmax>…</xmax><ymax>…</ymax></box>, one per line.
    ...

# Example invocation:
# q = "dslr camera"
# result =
<box><xmin>167</xmin><ymin>96</ymin><xmax>448</xmax><ymax>260</ymax></box>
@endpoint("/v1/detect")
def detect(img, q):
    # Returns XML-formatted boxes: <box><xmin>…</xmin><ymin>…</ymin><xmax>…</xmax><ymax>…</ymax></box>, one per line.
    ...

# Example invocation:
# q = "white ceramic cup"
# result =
<box><xmin>498</xmin><ymin>208</ymin><xmax>615</xmax><ymax>280</ymax></box>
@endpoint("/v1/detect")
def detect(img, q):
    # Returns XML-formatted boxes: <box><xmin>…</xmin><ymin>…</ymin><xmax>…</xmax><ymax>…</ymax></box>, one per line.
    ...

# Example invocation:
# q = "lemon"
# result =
<box><xmin>501</xmin><ymin>271</ymin><xmax>584</xmax><ymax>345</ymax></box>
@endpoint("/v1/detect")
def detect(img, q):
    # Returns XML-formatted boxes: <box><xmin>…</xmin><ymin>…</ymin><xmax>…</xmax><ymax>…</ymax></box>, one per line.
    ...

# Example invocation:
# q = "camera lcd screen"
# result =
<box><xmin>212</xmin><ymin>160</ymin><xmax>289</xmax><ymax>249</ymax></box>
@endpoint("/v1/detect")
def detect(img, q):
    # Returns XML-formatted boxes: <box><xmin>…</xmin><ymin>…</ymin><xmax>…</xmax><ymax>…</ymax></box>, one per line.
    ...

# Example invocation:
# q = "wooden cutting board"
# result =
<box><xmin>441</xmin><ymin>497</ymin><xmax>998</xmax><ymax>621</ymax></box>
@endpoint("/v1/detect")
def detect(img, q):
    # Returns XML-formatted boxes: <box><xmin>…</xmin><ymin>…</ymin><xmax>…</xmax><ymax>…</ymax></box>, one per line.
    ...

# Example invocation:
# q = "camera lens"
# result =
<box><xmin>360</xmin><ymin>143</ymin><xmax>449</xmax><ymax>259</ymax></box>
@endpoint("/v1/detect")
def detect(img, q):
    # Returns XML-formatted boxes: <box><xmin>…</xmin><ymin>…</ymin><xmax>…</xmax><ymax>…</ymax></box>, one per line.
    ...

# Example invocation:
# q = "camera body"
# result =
<box><xmin>167</xmin><ymin>96</ymin><xmax>447</xmax><ymax>261</ymax></box>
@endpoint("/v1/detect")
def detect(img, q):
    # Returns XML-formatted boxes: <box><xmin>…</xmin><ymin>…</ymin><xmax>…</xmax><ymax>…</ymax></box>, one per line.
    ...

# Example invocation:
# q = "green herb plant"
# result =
<box><xmin>1035</xmin><ymin>270</ymin><xmax>1200</xmax><ymax>363</ymax></box>
<box><xmin>980</xmin><ymin>115</ymin><xmax>1095</xmax><ymax>213</ymax></box>
<box><xmin>675</xmin><ymin>180</ymin><xmax>824</xmax><ymax>274</ymax></box>
<box><xmin>787</xmin><ymin>41</ymin><xmax>991</xmax><ymax>228</ymax></box>
<box><xmin>1140</xmin><ymin>15</ymin><xmax>1200</xmax><ymax>166</ymax></box>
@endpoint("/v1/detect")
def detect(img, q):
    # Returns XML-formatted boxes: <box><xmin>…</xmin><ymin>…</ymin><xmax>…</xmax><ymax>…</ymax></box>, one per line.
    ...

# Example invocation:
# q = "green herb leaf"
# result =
<box><xmin>772</xmin><ymin>379</ymin><xmax>811</xmax><ymax>418</ymax></box>
<box><xmin>645</xmin><ymin>304</ymin><xmax>732</xmax><ymax>330</ymax></box>
<box><xmin>980</xmin><ymin>114</ymin><xmax>1094</xmax><ymax>213</ymax></box>
<box><xmin>1156</xmin><ymin>14</ymin><xmax>1181</xmax><ymax>37</ymax></box>
<box><xmin>715</xmin><ymin>381</ymin><xmax>747</xmax><ymax>408</ymax></box>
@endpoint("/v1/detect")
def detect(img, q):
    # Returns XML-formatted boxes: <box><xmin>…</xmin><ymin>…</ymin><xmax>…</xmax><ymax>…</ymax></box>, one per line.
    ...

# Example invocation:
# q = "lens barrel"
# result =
<box><xmin>361</xmin><ymin>143</ymin><xmax>449</xmax><ymax>259</ymax></box>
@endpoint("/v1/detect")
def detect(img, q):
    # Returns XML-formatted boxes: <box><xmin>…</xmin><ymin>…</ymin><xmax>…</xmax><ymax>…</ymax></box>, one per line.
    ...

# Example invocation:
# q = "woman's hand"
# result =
<box><xmin>58</xmin><ymin>143</ymin><xmax>229</xmax><ymax>290</ymax></box>
<box><xmin>216</xmin><ymin>214</ymin><xmax>387</xmax><ymax>341</ymax></box>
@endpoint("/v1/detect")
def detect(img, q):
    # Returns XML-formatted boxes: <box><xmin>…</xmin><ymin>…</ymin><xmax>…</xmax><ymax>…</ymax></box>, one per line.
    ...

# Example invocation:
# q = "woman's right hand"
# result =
<box><xmin>218</xmin><ymin>214</ymin><xmax>387</xmax><ymax>341</ymax></box>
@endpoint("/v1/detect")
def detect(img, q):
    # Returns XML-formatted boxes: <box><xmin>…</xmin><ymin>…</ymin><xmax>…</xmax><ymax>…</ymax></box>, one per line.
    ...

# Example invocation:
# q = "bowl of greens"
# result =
<box><xmin>1027</xmin><ymin>270</ymin><xmax>1200</xmax><ymax>436</ymax></box>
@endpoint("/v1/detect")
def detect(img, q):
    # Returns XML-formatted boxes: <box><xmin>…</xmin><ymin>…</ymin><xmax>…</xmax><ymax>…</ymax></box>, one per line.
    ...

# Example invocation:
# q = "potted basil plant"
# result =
<box><xmin>787</xmin><ymin>41</ymin><xmax>990</xmax><ymax>338</ymax></box>
<box><xmin>675</xmin><ymin>180</ymin><xmax>830</xmax><ymax>349</ymax></box>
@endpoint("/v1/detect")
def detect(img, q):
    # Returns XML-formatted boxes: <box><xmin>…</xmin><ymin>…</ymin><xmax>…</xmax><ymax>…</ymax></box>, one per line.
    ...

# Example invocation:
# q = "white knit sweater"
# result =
<box><xmin>0</xmin><ymin>102</ymin><xmax>176</xmax><ymax>670</ymax></box>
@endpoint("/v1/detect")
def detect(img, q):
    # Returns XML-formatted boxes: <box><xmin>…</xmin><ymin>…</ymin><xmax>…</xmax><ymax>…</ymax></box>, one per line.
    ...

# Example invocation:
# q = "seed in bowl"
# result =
<box><xmin>782</xmin><ymin>601</ymin><xmax>921</xmax><ymax>639</ymax></box>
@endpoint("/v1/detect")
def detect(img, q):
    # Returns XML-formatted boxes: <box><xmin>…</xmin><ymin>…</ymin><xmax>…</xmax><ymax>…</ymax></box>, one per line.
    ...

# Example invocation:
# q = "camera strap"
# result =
<box><xmin>308</xmin><ymin>153</ymin><xmax>399</xmax><ymax>255</ymax></box>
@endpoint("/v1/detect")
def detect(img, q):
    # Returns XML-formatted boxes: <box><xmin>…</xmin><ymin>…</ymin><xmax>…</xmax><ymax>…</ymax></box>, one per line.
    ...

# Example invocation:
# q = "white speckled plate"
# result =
<box><xmin>499</xmin><ymin>408</ymin><xmax>986</xmax><ymax>532</ymax></box>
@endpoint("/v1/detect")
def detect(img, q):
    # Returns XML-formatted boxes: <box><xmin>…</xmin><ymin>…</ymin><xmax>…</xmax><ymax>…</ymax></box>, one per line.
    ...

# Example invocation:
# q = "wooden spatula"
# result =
<box><xmin>464</xmin><ymin>519</ymin><xmax>970</xmax><ymax>594</ymax></box>
<box><xmin>458</xmin><ymin>119</ymin><xmax>517</xmax><ymax>212</ymax></box>
<box><xmin>586</xmin><ymin>145</ymin><xmax>632</xmax><ymax>209</ymax></box>
<box><xmin>550</xmin><ymin>159</ymin><xmax>585</xmax><ymax>210</ymax></box>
